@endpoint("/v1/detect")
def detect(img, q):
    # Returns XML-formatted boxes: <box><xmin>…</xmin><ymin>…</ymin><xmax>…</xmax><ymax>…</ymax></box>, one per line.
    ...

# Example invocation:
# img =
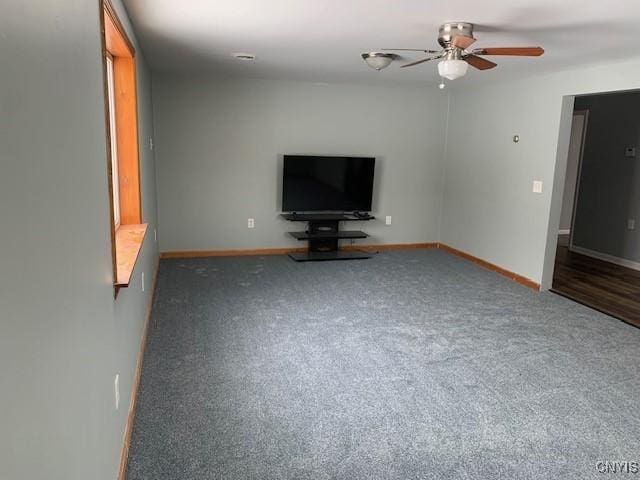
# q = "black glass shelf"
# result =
<box><xmin>288</xmin><ymin>250</ymin><xmax>372</xmax><ymax>262</ymax></box>
<box><xmin>288</xmin><ymin>230</ymin><xmax>368</xmax><ymax>241</ymax></box>
<box><xmin>280</xmin><ymin>213</ymin><xmax>374</xmax><ymax>262</ymax></box>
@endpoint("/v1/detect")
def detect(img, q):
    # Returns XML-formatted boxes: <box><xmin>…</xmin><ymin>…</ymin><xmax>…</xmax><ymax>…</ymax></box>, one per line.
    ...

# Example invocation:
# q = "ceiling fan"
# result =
<box><xmin>362</xmin><ymin>22</ymin><xmax>544</xmax><ymax>80</ymax></box>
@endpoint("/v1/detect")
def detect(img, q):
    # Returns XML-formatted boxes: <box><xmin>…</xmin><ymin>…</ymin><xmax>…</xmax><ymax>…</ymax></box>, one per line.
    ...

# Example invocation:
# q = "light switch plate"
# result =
<box><xmin>532</xmin><ymin>180</ymin><xmax>543</xmax><ymax>194</ymax></box>
<box><xmin>385</xmin><ymin>216</ymin><xmax>392</xmax><ymax>225</ymax></box>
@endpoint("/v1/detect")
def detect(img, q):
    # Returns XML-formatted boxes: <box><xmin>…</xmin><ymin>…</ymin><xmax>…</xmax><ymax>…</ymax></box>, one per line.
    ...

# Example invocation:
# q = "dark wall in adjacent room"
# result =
<box><xmin>572</xmin><ymin>91</ymin><xmax>640</xmax><ymax>263</ymax></box>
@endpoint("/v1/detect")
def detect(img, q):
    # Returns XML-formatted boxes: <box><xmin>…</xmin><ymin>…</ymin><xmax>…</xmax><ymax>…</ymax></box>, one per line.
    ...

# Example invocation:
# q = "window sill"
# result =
<box><xmin>115</xmin><ymin>223</ymin><xmax>148</xmax><ymax>288</ymax></box>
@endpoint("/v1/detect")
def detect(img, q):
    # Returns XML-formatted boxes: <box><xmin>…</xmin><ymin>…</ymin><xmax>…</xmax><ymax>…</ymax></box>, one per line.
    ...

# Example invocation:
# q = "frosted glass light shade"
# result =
<box><xmin>362</xmin><ymin>53</ymin><xmax>394</xmax><ymax>71</ymax></box>
<box><xmin>437</xmin><ymin>59</ymin><xmax>468</xmax><ymax>80</ymax></box>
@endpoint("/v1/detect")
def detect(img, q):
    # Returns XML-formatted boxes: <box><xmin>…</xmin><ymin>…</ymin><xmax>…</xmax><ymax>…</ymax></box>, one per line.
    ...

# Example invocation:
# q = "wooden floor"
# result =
<box><xmin>552</xmin><ymin>245</ymin><xmax>640</xmax><ymax>328</ymax></box>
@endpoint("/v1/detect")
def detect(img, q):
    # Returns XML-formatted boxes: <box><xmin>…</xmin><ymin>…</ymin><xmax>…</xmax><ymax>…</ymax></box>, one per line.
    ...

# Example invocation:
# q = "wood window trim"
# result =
<box><xmin>115</xmin><ymin>224</ymin><xmax>148</xmax><ymax>286</ymax></box>
<box><xmin>101</xmin><ymin>0</ymin><xmax>145</xmax><ymax>292</ymax></box>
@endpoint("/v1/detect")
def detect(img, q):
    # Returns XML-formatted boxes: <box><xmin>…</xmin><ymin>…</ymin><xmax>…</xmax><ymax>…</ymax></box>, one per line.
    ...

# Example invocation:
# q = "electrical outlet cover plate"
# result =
<box><xmin>248</xmin><ymin>218</ymin><xmax>255</xmax><ymax>228</ymax></box>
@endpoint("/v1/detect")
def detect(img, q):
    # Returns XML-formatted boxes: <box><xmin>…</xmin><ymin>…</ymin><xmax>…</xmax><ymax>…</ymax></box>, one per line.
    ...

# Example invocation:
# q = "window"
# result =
<box><xmin>105</xmin><ymin>54</ymin><xmax>121</xmax><ymax>228</ymax></box>
<box><xmin>102</xmin><ymin>0</ymin><xmax>147</xmax><ymax>292</ymax></box>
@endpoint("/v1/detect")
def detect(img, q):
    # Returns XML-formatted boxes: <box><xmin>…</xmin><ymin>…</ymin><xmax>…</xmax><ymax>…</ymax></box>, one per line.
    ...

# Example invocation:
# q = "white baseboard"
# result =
<box><xmin>569</xmin><ymin>245</ymin><xmax>640</xmax><ymax>272</ymax></box>
<box><xmin>558</xmin><ymin>229</ymin><xmax>570</xmax><ymax>235</ymax></box>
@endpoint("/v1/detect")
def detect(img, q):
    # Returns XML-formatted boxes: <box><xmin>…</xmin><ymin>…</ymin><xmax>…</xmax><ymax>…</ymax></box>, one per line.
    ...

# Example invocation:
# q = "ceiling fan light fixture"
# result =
<box><xmin>362</xmin><ymin>52</ymin><xmax>394</xmax><ymax>71</ymax></box>
<box><xmin>437</xmin><ymin>59</ymin><xmax>468</xmax><ymax>80</ymax></box>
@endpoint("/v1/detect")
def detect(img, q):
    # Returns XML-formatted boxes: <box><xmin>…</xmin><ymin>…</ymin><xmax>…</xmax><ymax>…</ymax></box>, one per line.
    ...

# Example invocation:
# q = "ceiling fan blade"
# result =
<box><xmin>472</xmin><ymin>47</ymin><xmax>544</xmax><ymax>56</ymax></box>
<box><xmin>464</xmin><ymin>55</ymin><xmax>497</xmax><ymax>70</ymax></box>
<box><xmin>400</xmin><ymin>54</ymin><xmax>444</xmax><ymax>68</ymax></box>
<box><xmin>400</xmin><ymin>57</ymin><xmax>435</xmax><ymax>68</ymax></box>
<box><xmin>382</xmin><ymin>48</ymin><xmax>440</xmax><ymax>53</ymax></box>
<box><xmin>451</xmin><ymin>36</ymin><xmax>476</xmax><ymax>49</ymax></box>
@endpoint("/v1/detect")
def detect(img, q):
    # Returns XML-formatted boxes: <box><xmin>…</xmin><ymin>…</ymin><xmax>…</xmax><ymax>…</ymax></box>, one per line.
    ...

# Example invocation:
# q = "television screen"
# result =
<box><xmin>282</xmin><ymin>155</ymin><xmax>375</xmax><ymax>212</ymax></box>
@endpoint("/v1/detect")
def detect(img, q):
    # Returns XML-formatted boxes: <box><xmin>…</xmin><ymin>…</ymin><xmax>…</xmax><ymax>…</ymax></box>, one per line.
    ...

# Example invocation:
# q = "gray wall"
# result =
<box><xmin>559</xmin><ymin>113</ymin><xmax>586</xmax><ymax>231</ymax></box>
<box><xmin>0</xmin><ymin>1</ymin><xmax>158</xmax><ymax>479</ymax></box>
<box><xmin>152</xmin><ymin>74</ymin><xmax>448</xmax><ymax>252</ymax></box>
<box><xmin>572</xmin><ymin>92</ymin><xmax>640</xmax><ymax>262</ymax></box>
<box><xmin>440</xmin><ymin>58</ymin><xmax>640</xmax><ymax>287</ymax></box>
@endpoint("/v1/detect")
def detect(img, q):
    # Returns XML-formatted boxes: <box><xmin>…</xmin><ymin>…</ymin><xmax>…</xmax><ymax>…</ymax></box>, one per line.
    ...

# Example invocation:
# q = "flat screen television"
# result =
<box><xmin>282</xmin><ymin>155</ymin><xmax>375</xmax><ymax>212</ymax></box>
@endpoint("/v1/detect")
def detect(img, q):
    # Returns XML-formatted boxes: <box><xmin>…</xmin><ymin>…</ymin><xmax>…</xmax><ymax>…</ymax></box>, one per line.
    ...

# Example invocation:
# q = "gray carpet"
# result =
<box><xmin>127</xmin><ymin>250</ymin><xmax>640</xmax><ymax>480</ymax></box>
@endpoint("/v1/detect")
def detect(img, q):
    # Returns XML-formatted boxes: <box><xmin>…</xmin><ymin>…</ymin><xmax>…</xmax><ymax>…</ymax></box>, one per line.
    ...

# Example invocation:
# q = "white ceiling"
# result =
<box><xmin>122</xmin><ymin>0</ymin><xmax>640</xmax><ymax>85</ymax></box>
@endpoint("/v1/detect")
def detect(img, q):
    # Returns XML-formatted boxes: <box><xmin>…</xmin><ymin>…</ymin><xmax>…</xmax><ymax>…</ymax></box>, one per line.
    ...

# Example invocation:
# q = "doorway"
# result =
<box><xmin>550</xmin><ymin>91</ymin><xmax>640</xmax><ymax>328</ymax></box>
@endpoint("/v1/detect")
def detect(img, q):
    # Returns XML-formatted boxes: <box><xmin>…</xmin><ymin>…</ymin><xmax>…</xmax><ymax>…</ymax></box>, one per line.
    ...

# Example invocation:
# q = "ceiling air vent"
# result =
<box><xmin>232</xmin><ymin>53</ymin><xmax>256</xmax><ymax>61</ymax></box>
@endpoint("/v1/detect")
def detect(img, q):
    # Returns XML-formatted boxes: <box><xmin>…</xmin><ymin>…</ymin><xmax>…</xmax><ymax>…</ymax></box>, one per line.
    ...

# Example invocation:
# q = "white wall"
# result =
<box><xmin>152</xmin><ymin>74</ymin><xmax>448</xmax><ymax>252</ymax></box>
<box><xmin>440</xmin><ymin>57</ymin><xmax>640</xmax><ymax>288</ymax></box>
<box><xmin>0</xmin><ymin>1</ymin><xmax>158</xmax><ymax>479</ymax></box>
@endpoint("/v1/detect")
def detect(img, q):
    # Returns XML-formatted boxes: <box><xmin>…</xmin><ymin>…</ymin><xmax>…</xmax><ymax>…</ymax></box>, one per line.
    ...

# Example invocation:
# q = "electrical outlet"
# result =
<box><xmin>149</xmin><ymin>137</ymin><xmax>154</xmax><ymax>151</ymax></box>
<box><xmin>532</xmin><ymin>180</ymin><xmax>543</xmax><ymax>194</ymax></box>
<box><xmin>248</xmin><ymin>218</ymin><xmax>255</xmax><ymax>229</ymax></box>
<box><xmin>141</xmin><ymin>272</ymin><xmax>145</xmax><ymax>292</ymax></box>
<box><xmin>385</xmin><ymin>216</ymin><xmax>392</xmax><ymax>226</ymax></box>
<box><xmin>628</xmin><ymin>219</ymin><xmax>635</xmax><ymax>230</ymax></box>
<box><xmin>114</xmin><ymin>374</ymin><xmax>120</xmax><ymax>410</ymax></box>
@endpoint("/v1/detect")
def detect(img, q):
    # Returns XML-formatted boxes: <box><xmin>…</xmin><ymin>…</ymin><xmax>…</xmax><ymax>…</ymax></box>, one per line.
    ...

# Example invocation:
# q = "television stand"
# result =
<box><xmin>281</xmin><ymin>213</ymin><xmax>375</xmax><ymax>262</ymax></box>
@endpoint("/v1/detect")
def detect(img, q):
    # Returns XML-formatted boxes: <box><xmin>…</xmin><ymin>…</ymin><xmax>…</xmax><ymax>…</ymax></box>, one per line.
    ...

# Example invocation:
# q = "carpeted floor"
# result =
<box><xmin>127</xmin><ymin>250</ymin><xmax>640</xmax><ymax>480</ymax></box>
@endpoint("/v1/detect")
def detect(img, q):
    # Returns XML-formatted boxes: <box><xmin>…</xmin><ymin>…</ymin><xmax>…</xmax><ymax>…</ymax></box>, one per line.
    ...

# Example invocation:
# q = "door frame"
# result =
<box><xmin>567</xmin><ymin>109</ymin><xmax>589</xmax><ymax>250</ymax></box>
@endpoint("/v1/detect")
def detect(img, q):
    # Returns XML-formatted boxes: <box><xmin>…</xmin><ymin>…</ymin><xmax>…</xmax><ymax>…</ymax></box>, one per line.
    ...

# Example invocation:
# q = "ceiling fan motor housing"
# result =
<box><xmin>438</xmin><ymin>22</ymin><xmax>474</xmax><ymax>48</ymax></box>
